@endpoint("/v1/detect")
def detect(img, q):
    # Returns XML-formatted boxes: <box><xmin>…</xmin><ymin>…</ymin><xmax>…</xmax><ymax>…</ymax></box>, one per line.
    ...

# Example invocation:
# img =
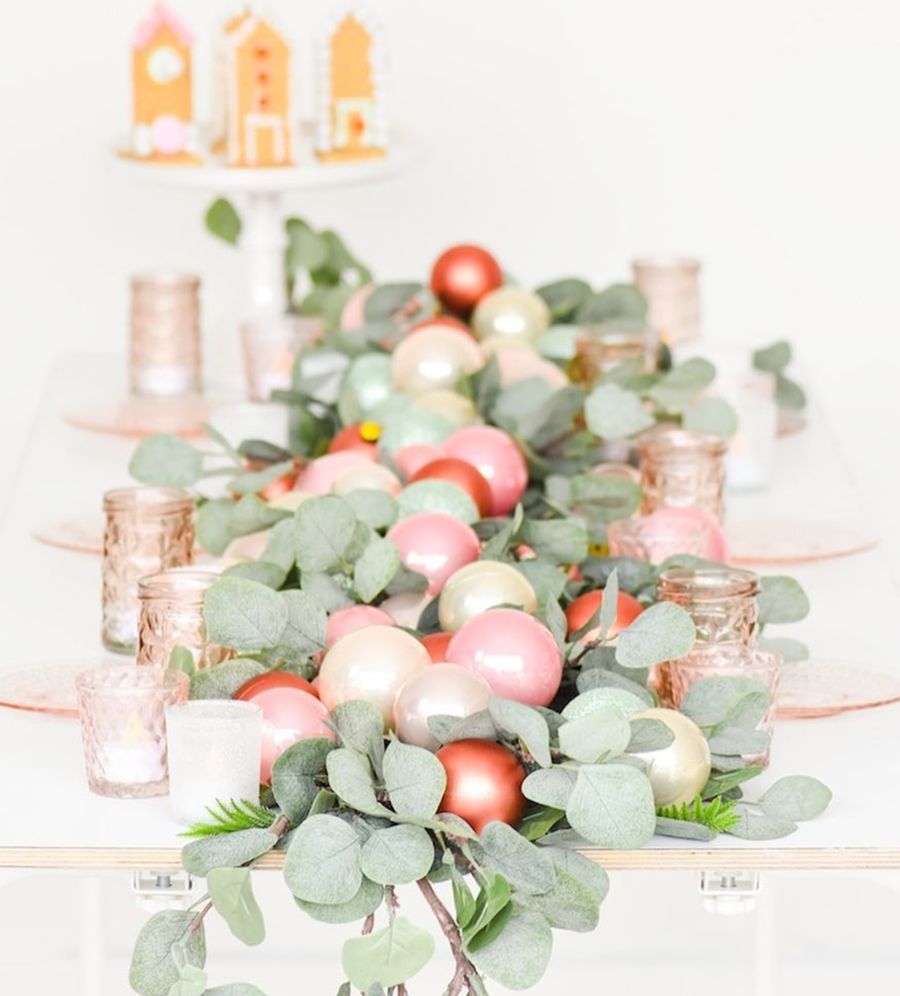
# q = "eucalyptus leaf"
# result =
<box><xmin>207</xmin><ymin>867</ymin><xmax>265</xmax><ymax>946</ymax></box>
<box><xmin>753</xmin><ymin>341</ymin><xmax>792</xmax><ymax>373</ymax></box>
<box><xmin>167</xmin><ymin>969</ymin><xmax>209</xmax><ymax>996</ymax></box>
<box><xmin>707</xmin><ymin>727</ymin><xmax>770</xmax><ymax>757</ymax></box>
<box><xmin>615</xmin><ymin>602</ymin><xmax>696</xmax><ymax>668</ymax></box>
<box><xmin>542</xmin><ymin>847</ymin><xmax>610</xmax><ymax>905</ymax></box>
<box><xmin>222</xmin><ymin>561</ymin><xmax>287</xmax><ymax>589</ymax></box>
<box><xmin>480</xmin><ymin>821</ymin><xmax>556</xmax><ymax>896</ymax></box>
<box><xmin>326</xmin><ymin>749</ymin><xmax>388</xmax><ymax>816</ymax></box>
<box><xmin>565</xmin><ymin>764</ymin><xmax>656</xmax><ymax>848</ymax></box>
<box><xmin>584</xmin><ymin>383</ymin><xmax>655</xmax><ymax>440</ymax></box>
<box><xmin>204</xmin><ymin>578</ymin><xmax>288</xmax><ymax>654</ymax></box>
<box><xmin>383</xmin><ymin>740</ymin><xmax>447</xmax><ymax>819</ymax></box>
<box><xmin>757</xmin><ymin>636</ymin><xmax>809</xmax><ymax>662</ymax></box>
<box><xmin>648</xmin><ymin>358</ymin><xmax>716</xmax><ymax>410</ymax></box>
<box><xmin>521</xmin><ymin>867</ymin><xmax>600</xmax><ymax>932</ymax></box>
<box><xmin>228</xmin><ymin>460</ymin><xmax>295</xmax><ymax>496</ymax></box>
<box><xmin>272</xmin><ymin>589</ymin><xmax>327</xmax><ymax>661</ymax></box>
<box><xmin>188</xmin><ymin>659</ymin><xmax>266</xmax><ymax>700</ymax></box>
<box><xmin>260</xmin><ymin>518</ymin><xmax>297</xmax><ymax>573</ymax></box>
<box><xmin>182</xmin><ymin>829</ymin><xmax>279</xmax><ymax>876</ymax></box>
<box><xmin>559</xmin><ymin>705</ymin><xmax>631</xmax><ymax>763</ymax></box>
<box><xmin>598</xmin><ymin>568</ymin><xmax>619</xmax><ymax>634</ymax></box>
<box><xmin>331</xmin><ymin>700</ymin><xmax>385</xmax><ymax>754</ymax></box>
<box><xmin>301</xmin><ymin>571</ymin><xmax>355</xmax><ymax>613</ymax></box>
<box><xmin>725</xmin><ymin>805</ymin><xmax>798</xmax><ymax>840</ymax></box>
<box><xmin>467</xmin><ymin>906</ymin><xmax>553</xmax><ymax>991</ymax></box>
<box><xmin>776</xmin><ymin>373</ymin><xmax>806</xmax><ymax>410</ymax></box>
<box><xmin>354</xmin><ymin>536</ymin><xmax>402</xmax><ymax>602</ymax></box>
<box><xmin>683</xmin><ymin>397</ymin><xmax>738</xmax><ymax>438</ymax></box>
<box><xmin>701</xmin><ymin>766</ymin><xmax>763</xmax><ymax>799</ymax></box>
<box><xmin>295</xmin><ymin>875</ymin><xmax>384</xmax><ymax>924</ymax></box>
<box><xmin>654</xmin><ymin>817</ymin><xmax>717</xmax><ymax>841</ymax></box>
<box><xmin>576</xmin><ymin>666</ymin><xmax>654</xmax><ymax>706</ymax></box>
<box><xmin>429</xmin><ymin>709</ymin><xmax>499</xmax><ymax>745</ymax></box>
<box><xmin>128</xmin><ymin>911</ymin><xmax>206</xmax><ymax>996</ymax></box>
<box><xmin>364</xmin><ymin>282</ymin><xmax>423</xmax><ymax>321</ymax></box>
<box><xmin>359</xmin><ymin>825</ymin><xmax>435</xmax><ymax>884</ymax></box>
<box><xmin>758</xmin><ymin>576</ymin><xmax>811</xmax><ymax>625</ymax></box>
<box><xmin>343</xmin><ymin>489</ymin><xmax>399</xmax><ymax>530</ymax></box>
<box><xmin>195</xmin><ymin>499</ymin><xmax>236</xmax><ymax>556</ymax></box>
<box><xmin>294</xmin><ymin>496</ymin><xmax>358</xmax><ymax>572</ymax></box>
<box><xmin>167</xmin><ymin>646</ymin><xmax>195</xmax><ymax>676</ymax></box>
<box><xmin>341</xmin><ymin>916</ymin><xmax>434</xmax><ymax>992</ymax></box>
<box><xmin>535</xmin><ymin>278</ymin><xmax>592</xmax><ymax>321</ymax></box>
<box><xmin>488</xmin><ymin>697</ymin><xmax>552</xmax><ymax>768</ymax></box>
<box><xmin>514</xmin><ymin>559</ymin><xmax>569</xmax><ymax>604</ymax></box>
<box><xmin>759</xmin><ymin>776</ymin><xmax>832</xmax><ymax>821</ymax></box>
<box><xmin>561</xmin><ymin>687</ymin><xmax>647</xmax><ymax>720</ymax></box>
<box><xmin>522</xmin><ymin>767</ymin><xmax>579</xmax><ymax>809</ymax></box>
<box><xmin>230</xmin><ymin>495</ymin><xmax>289</xmax><ymax>536</ymax></box>
<box><xmin>206</xmin><ymin>197</ymin><xmax>242</xmax><ymax>244</ymax></box>
<box><xmin>271</xmin><ymin>738</ymin><xmax>335</xmax><ymax>822</ymax></box>
<box><xmin>575</xmin><ymin>283</ymin><xmax>647</xmax><ymax>323</ymax></box>
<box><xmin>518</xmin><ymin>518</ymin><xmax>588</xmax><ymax>565</ymax></box>
<box><xmin>204</xmin><ymin>986</ymin><xmax>268</xmax><ymax>996</ymax></box>
<box><xmin>681</xmin><ymin>677</ymin><xmax>771</xmax><ymax>731</ymax></box>
<box><xmin>129</xmin><ymin>434</ymin><xmax>204</xmax><ymax>488</ymax></box>
<box><xmin>283</xmin><ymin>814</ymin><xmax>362</xmax><ymax>904</ymax></box>
<box><xmin>627</xmin><ymin>718</ymin><xmax>675</xmax><ymax>753</ymax></box>
<box><xmin>518</xmin><ymin>807</ymin><xmax>566</xmax><ymax>841</ymax></box>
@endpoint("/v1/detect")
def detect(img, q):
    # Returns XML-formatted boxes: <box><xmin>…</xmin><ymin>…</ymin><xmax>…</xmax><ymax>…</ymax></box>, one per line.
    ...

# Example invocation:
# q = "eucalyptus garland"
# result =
<box><xmin>125</xmin><ymin>225</ymin><xmax>822</xmax><ymax>995</ymax></box>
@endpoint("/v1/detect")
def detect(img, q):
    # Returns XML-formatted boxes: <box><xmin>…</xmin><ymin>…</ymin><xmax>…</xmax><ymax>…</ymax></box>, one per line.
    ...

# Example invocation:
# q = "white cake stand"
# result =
<box><xmin>115</xmin><ymin>129</ymin><xmax>419</xmax><ymax>315</ymax></box>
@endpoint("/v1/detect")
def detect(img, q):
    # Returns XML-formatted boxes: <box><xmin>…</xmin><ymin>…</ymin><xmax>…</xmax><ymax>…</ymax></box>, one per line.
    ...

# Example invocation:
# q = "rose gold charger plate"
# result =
<box><xmin>726</xmin><ymin>519</ymin><xmax>878</xmax><ymax>565</ymax></box>
<box><xmin>64</xmin><ymin>396</ymin><xmax>212</xmax><ymax>438</ymax></box>
<box><xmin>32</xmin><ymin>514</ymin><xmax>105</xmax><ymax>555</ymax></box>
<box><xmin>0</xmin><ymin>659</ymin><xmax>122</xmax><ymax>718</ymax></box>
<box><xmin>776</xmin><ymin>659</ymin><xmax>900</xmax><ymax>720</ymax></box>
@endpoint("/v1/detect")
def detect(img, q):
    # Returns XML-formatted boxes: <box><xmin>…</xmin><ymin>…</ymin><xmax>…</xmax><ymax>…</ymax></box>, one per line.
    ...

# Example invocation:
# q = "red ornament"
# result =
<box><xmin>436</xmin><ymin>739</ymin><xmax>526</xmax><ymax>833</ymax></box>
<box><xmin>408</xmin><ymin>457</ymin><xmax>494</xmax><ymax>518</ymax></box>
<box><xmin>430</xmin><ymin>245</ymin><xmax>503</xmax><ymax>317</ymax></box>
<box><xmin>234</xmin><ymin>672</ymin><xmax>334</xmax><ymax>783</ymax></box>
<box><xmin>565</xmin><ymin>589</ymin><xmax>644</xmax><ymax>640</ymax></box>
<box><xmin>328</xmin><ymin>422</ymin><xmax>380</xmax><ymax>457</ymax></box>
<box><xmin>409</xmin><ymin>315</ymin><xmax>475</xmax><ymax>338</ymax></box>
<box><xmin>421</xmin><ymin>631</ymin><xmax>453</xmax><ymax>663</ymax></box>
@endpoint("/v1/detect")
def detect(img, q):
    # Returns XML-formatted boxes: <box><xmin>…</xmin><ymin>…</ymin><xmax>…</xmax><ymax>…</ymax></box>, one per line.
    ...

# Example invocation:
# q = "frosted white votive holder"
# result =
<box><xmin>165</xmin><ymin>700</ymin><xmax>262</xmax><ymax>826</ymax></box>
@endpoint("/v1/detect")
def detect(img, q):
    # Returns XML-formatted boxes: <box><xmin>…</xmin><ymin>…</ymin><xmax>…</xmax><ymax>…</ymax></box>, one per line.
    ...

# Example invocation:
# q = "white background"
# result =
<box><xmin>2</xmin><ymin>1</ymin><xmax>900</xmax><ymax>992</ymax></box>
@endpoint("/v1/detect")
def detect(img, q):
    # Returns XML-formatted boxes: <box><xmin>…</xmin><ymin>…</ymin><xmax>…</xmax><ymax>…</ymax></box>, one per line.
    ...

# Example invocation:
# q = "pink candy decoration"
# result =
<box><xmin>152</xmin><ymin>116</ymin><xmax>187</xmax><ymax>155</ymax></box>
<box><xmin>387</xmin><ymin>512</ymin><xmax>481</xmax><ymax>595</ymax></box>
<box><xmin>393</xmin><ymin>444</ymin><xmax>443</xmax><ymax>478</ymax></box>
<box><xmin>326</xmin><ymin>605</ymin><xmax>395</xmax><ymax>649</ymax></box>
<box><xmin>446</xmin><ymin>608</ymin><xmax>563</xmax><ymax>707</ymax></box>
<box><xmin>295</xmin><ymin>451</ymin><xmax>376</xmax><ymax>495</ymax></box>
<box><xmin>441</xmin><ymin>426</ymin><xmax>528</xmax><ymax>516</ymax></box>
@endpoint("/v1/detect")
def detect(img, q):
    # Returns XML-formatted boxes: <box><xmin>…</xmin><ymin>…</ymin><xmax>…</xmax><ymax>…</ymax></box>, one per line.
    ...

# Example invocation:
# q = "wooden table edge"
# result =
<box><xmin>3</xmin><ymin>847</ymin><xmax>899</xmax><ymax>872</ymax></box>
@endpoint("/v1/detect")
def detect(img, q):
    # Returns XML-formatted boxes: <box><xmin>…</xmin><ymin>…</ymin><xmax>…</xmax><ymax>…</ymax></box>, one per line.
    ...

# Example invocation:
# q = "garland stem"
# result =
<box><xmin>416</xmin><ymin>878</ymin><xmax>480</xmax><ymax>996</ymax></box>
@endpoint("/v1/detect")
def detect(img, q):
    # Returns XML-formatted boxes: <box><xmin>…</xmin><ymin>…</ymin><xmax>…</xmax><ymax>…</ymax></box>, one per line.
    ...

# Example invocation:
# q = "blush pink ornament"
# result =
<box><xmin>496</xmin><ymin>350</ymin><xmax>569</xmax><ymax>390</ymax></box>
<box><xmin>318</xmin><ymin>625</ymin><xmax>432</xmax><ymax>728</ymax></box>
<box><xmin>393</xmin><ymin>443</ymin><xmax>444</xmax><ymax>478</ymax></box>
<box><xmin>326</xmin><ymin>605</ymin><xmax>395</xmax><ymax>650</ymax></box>
<box><xmin>393</xmin><ymin>663</ymin><xmax>492</xmax><ymax>751</ymax></box>
<box><xmin>441</xmin><ymin>426</ymin><xmax>528</xmax><ymax>516</ymax></box>
<box><xmin>386</xmin><ymin>513</ymin><xmax>481</xmax><ymax>595</ymax></box>
<box><xmin>234</xmin><ymin>673</ymin><xmax>335</xmax><ymax>784</ymax></box>
<box><xmin>607</xmin><ymin>507</ymin><xmax>729</xmax><ymax>564</ymax></box>
<box><xmin>295</xmin><ymin>451</ymin><xmax>376</xmax><ymax>495</ymax></box>
<box><xmin>446</xmin><ymin>608</ymin><xmax>563</xmax><ymax>707</ymax></box>
<box><xmin>331</xmin><ymin>462</ymin><xmax>403</xmax><ymax>497</ymax></box>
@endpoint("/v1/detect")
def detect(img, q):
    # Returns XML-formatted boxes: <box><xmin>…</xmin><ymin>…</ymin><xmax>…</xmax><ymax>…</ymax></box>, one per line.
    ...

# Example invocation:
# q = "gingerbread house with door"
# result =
<box><xmin>220</xmin><ymin>13</ymin><xmax>295</xmax><ymax>168</ymax></box>
<box><xmin>130</xmin><ymin>4</ymin><xmax>199</xmax><ymax>162</ymax></box>
<box><xmin>316</xmin><ymin>11</ymin><xmax>388</xmax><ymax>162</ymax></box>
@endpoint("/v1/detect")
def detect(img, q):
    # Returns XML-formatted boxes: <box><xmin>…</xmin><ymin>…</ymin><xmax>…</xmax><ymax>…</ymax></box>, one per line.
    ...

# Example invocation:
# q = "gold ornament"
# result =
<box><xmin>438</xmin><ymin>561</ymin><xmax>538</xmax><ymax>633</ymax></box>
<box><xmin>391</xmin><ymin>326</ymin><xmax>485</xmax><ymax>396</ymax></box>
<box><xmin>471</xmin><ymin>287</ymin><xmax>551</xmax><ymax>345</ymax></box>
<box><xmin>631</xmin><ymin>707</ymin><xmax>711</xmax><ymax>807</ymax></box>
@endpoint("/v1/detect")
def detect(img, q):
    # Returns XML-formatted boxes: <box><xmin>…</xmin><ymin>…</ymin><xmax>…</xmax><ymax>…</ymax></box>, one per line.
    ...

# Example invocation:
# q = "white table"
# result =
<box><xmin>1</xmin><ymin>356</ymin><xmax>898</xmax><ymax>875</ymax></box>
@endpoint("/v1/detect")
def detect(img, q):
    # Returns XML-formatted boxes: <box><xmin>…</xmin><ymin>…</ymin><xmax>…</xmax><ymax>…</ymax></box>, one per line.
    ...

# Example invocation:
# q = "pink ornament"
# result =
<box><xmin>326</xmin><ymin>605</ymin><xmax>395</xmax><ymax>649</ymax></box>
<box><xmin>441</xmin><ymin>426</ymin><xmax>528</xmax><ymax>516</ymax></box>
<box><xmin>497</xmin><ymin>350</ymin><xmax>569</xmax><ymax>390</ymax></box>
<box><xmin>446</xmin><ymin>608</ymin><xmax>562</xmax><ymax>707</ymax></box>
<box><xmin>387</xmin><ymin>513</ymin><xmax>481</xmax><ymax>595</ymax></box>
<box><xmin>295</xmin><ymin>451</ymin><xmax>375</xmax><ymax>495</ymax></box>
<box><xmin>380</xmin><ymin>591</ymin><xmax>433</xmax><ymax>629</ymax></box>
<box><xmin>340</xmin><ymin>285</ymin><xmax>375</xmax><ymax>331</ymax></box>
<box><xmin>393</xmin><ymin>443</ymin><xmax>443</xmax><ymax>478</ymax></box>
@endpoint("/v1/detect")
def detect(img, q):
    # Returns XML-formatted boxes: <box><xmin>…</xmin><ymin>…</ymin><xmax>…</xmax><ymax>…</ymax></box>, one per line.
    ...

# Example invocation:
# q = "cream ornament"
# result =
<box><xmin>471</xmin><ymin>287</ymin><xmax>551</xmax><ymax>345</ymax></box>
<box><xmin>631</xmin><ymin>707</ymin><xmax>711</xmax><ymax>807</ymax></box>
<box><xmin>331</xmin><ymin>462</ymin><xmax>402</xmax><ymax>497</ymax></box>
<box><xmin>412</xmin><ymin>390</ymin><xmax>480</xmax><ymax>428</ymax></box>
<box><xmin>438</xmin><ymin>560</ymin><xmax>538</xmax><ymax>634</ymax></box>
<box><xmin>393</xmin><ymin>663</ymin><xmax>492</xmax><ymax>751</ymax></box>
<box><xmin>391</xmin><ymin>326</ymin><xmax>485</xmax><ymax>396</ymax></box>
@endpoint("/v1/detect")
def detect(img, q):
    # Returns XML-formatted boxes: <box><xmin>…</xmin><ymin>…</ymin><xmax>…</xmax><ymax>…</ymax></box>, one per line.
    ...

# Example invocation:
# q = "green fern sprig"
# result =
<box><xmin>656</xmin><ymin>795</ymin><xmax>740</xmax><ymax>833</ymax></box>
<box><xmin>181</xmin><ymin>798</ymin><xmax>277</xmax><ymax>838</ymax></box>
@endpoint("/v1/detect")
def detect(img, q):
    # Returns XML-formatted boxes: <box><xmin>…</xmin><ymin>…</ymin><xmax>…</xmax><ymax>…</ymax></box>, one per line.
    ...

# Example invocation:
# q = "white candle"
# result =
<box><xmin>103</xmin><ymin>742</ymin><xmax>166</xmax><ymax>784</ymax></box>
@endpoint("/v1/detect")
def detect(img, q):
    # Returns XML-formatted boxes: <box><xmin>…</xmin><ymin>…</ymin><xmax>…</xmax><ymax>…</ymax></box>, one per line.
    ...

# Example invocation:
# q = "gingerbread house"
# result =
<box><xmin>316</xmin><ymin>11</ymin><xmax>387</xmax><ymax>162</ymax></box>
<box><xmin>221</xmin><ymin>13</ymin><xmax>295</xmax><ymax>168</ymax></box>
<box><xmin>131</xmin><ymin>4</ymin><xmax>198</xmax><ymax>161</ymax></box>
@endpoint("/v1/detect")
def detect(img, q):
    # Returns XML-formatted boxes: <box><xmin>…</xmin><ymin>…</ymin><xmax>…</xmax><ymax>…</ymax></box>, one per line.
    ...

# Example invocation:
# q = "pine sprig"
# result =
<box><xmin>181</xmin><ymin>798</ymin><xmax>277</xmax><ymax>838</ymax></box>
<box><xmin>656</xmin><ymin>795</ymin><xmax>740</xmax><ymax>833</ymax></box>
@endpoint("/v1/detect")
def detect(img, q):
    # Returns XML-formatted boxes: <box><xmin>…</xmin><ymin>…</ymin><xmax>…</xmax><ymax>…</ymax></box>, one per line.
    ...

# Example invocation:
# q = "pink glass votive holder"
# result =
<box><xmin>76</xmin><ymin>666</ymin><xmax>189</xmax><ymax>798</ymax></box>
<box><xmin>608</xmin><ymin>507</ymin><xmax>728</xmax><ymax>564</ymax></box>
<box><xmin>667</xmin><ymin>645</ymin><xmax>782</xmax><ymax>767</ymax></box>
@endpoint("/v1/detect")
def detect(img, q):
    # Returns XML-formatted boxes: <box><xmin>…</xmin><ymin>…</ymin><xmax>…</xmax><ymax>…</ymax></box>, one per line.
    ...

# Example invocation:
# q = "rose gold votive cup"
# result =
<box><xmin>76</xmin><ymin>665</ymin><xmax>189</xmax><ymax>798</ymax></box>
<box><xmin>102</xmin><ymin>487</ymin><xmax>196</xmax><ymax>654</ymax></box>
<box><xmin>130</xmin><ymin>273</ymin><xmax>202</xmax><ymax>397</ymax></box>
<box><xmin>631</xmin><ymin>256</ymin><xmax>701</xmax><ymax>344</ymax></box>
<box><xmin>667</xmin><ymin>645</ymin><xmax>781</xmax><ymax>767</ymax></box>
<box><xmin>608</xmin><ymin>515</ymin><xmax>711</xmax><ymax>564</ymax></box>
<box><xmin>241</xmin><ymin>315</ymin><xmax>324</xmax><ymax>402</ymax></box>
<box><xmin>569</xmin><ymin>325</ymin><xmax>660</xmax><ymax>386</ymax></box>
<box><xmin>137</xmin><ymin>569</ymin><xmax>233</xmax><ymax>670</ymax></box>
<box><xmin>638</xmin><ymin>426</ymin><xmax>728</xmax><ymax>523</ymax></box>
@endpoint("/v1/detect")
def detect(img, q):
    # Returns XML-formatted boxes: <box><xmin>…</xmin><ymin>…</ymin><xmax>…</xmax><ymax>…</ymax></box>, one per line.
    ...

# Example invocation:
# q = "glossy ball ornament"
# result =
<box><xmin>234</xmin><ymin>673</ymin><xmax>334</xmax><ymax>783</ymax></box>
<box><xmin>328</xmin><ymin>422</ymin><xmax>380</xmax><ymax>457</ymax></box>
<box><xmin>565</xmin><ymin>589</ymin><xmax>644</xmax><ymax>641</ymax></box>
<box><xmin>630</xmin><ymin>708</ymin><xmax>711</xmax><ymax>807</ymax></box>
<box><xmin>338</xmin><ymin>354</ymin><xmax>394</xmax><ymax>425</ymax></box>
<box><xmin>332</xmin><ymin>462</ymin><xmax>402</xmax><ymax>497</ymax></box>
<box><xmin>471</xmin><ymin>287</ymin><xmax>551</xmax><ymax>345</ymax></box>
<box><xmin>340</xmin><ymin>285</ymin><xmax>374</xmax><ymax>330</ymax></box>
<box><xmin>441</xmin><ymin>426</ymin><xmax>528</xmax><ymax>516</ymax></box>
<box><xmin>409</xmin><ymin>315</ymin><xmax>474</xmax><ymax>337</ymax></box>
<box><xmin>412</xmin><ymin>390</ymin><xmax>479</xmax><ymax>428</ymax></box>
<box><xmin>391</xmin><ymin>326</ymin><xmax>485</xmax><ymax>396</ymax></box>
<box><xmin>421</xmin><ymin>631</ymin><xmax>453</xmax><ymax>663</ymax></box>
<box><xmin>379</xmin><ymin>592</ymin><xmax>433</xmax><ymax>629</ymax></box>
<box><xmin>387</xmin><ymin>512</ymin><xmax>481</xmax><ymax>595</ymax></box>
<box><xmin>295</xmin><ymin>451</ymin><xmax>375</xmax><ymax>495</ymax></box>
<box><xmin>318</xmin><ymin>625</ymin><xmax>431</xmax><ymax>728</ymax></box>
<box><xmin>497</xmin><ymin>350</ymin><xmax>569</xmax><ymax>391</ymax></box>
<box><xmin>447</xmin><ymin>608</ymin><xmax>562</xmax><ymax>706</ymax></box>
<box><xmin>438</xmin><ymin>561</ymin><xmax>538</xmax><ymax>634</ymax></box>
<box><xmin>326</xmin><ymin>604</ymin><xmax>395</xmax><ymax>650</ymax></box>
<box><xmin>436</xmin><ymin>739</ymin><xmax>526</xmax><ymax>833</ymax></box>
<box><xmin>430</xmin><ymin>244</ymin><xmax>504</xmax><ymax>317</ymax></box>
<box><xmin>408</xmin><ymin>457</ymin><xmax>494</xmax><ymax>518</ymax></box>
<box><xmin>393</xmin><ymin>443</ymin><xmax>444</xmax><ymax>478</ymax></box>
<box><xmin>394</xmin><ymin>664</ymin><xmax>492</xmax><ymax>751</ymax></box>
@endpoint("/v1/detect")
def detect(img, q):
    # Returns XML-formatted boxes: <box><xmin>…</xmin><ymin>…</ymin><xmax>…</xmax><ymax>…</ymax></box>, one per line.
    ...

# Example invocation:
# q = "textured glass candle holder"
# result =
<box><xmin>657</xmin><ymin>566</ymin><xmax>761</xmax><ymax>646</ymax></box>
<box><xmin>241</xmin><ymin>315</ymin><xmax>324</xmax><ymax>402</ymax></box>
<box><xmin>717</xmin><ymin>369</ymin><xmax>778</xmax><ymax>492</ymax></box>
<box><xmin>137</xmin><ymin>570</ymin><xmax>233</xmax><ymax>670</ymax></box>
<box><xmin>631</xmin><ymin>256</ymin><xmax>701</xmax><ymax>344</ymax></box>
<box><xmin>102</xmin><ymin>487</ymin><xmax>195</xmax><ymax>654</ymax></box>
<box><xmin>166</xmin><ymin>701</ymin><xmax>263</xmax><ymax>826</ymax></box>
<box><xmin>668</xmin><ymin>645</ymin><xmax>782</xmax><ymax>767</ymax></box>
<box><xmin>569</xmin><ymin>325</ymin><xmax>659</xmax><ymax>386</ymax></box>
<box><xmin>608</xmin><ymin>513</ymin><xmax>711</xmax><ymax>564</ymax></box>
<box><xmin>638</xmin><ymin>426</ymin><xmax>727</xmax><ymax>523</ymax></box>
<box><xmin>130</xmin><ymin>273</ymin><xmax>202</xmax><ymax>397</ymax></box>
<box><xmin>76</xmin><ymin>666</ymin><xmax>189</xmax><ymax>798</ymax></box>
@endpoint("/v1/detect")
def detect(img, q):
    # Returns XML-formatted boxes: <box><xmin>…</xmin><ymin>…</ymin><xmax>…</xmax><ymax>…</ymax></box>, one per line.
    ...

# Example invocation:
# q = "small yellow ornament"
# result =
<box><xmin>631</xmin><ymin>707</ymin><xmax>711</xmax><ymax>807</ymax></box>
